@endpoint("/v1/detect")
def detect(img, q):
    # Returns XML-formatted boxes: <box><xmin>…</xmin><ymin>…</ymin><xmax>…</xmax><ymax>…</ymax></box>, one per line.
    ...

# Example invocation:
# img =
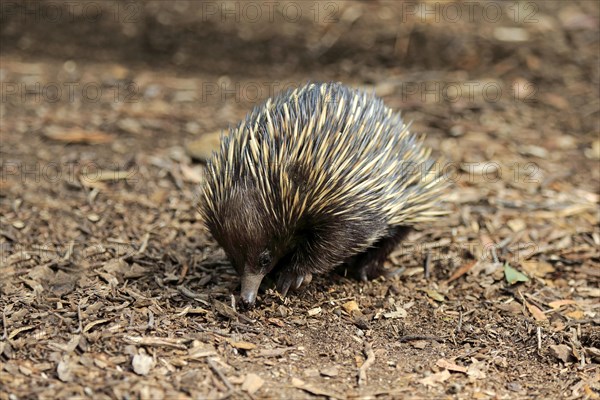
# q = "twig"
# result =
<box><xmin>177</xmin><ymin>285</ymin><xmax>210</xmax><ymax>306</ymax></box>
<box><xmin>424</xmin><ymin>251</ymin><xmax>432</xmax><ymax>280</ymax></box>
<box><xmin>194</xmin><ymin>322</ymin><xmax>232</xmax><ymax>337</ymax></box>
<box><xmin>147</xmin><ymin>309</ymin><xmax>154</xmax><ymax>330</ymax></box>
<box><xmin>74</xmin><ymin>304</ymin><xmax>83</xmax><ymax>334</ymax></box>
<box><xmin>1</xmin><ymin>309</ymin><xmax>7</xmax><ymax>340</ymax></box>
<box><xmin>138</xmin><ymin>232</ymin><xmax>150</xmax><ymax>255</ymax></box>
<box><xmin>456</xmin><ymin>311</ymin><xmax>463</xmax><ymax>333</ymax></box>
<box><xmin>207</xmin><ymin>357</ymin><xmax>234</xmax><ymax>392</ymax></box>
<box><xmin>537</xmin><ymin>327</ymin><xmax>542</xmax><ymax>350</ymax></box>
<box><xmin>398</xmin><ymin>335</ymin><xmax>445</xmax><ymax>343</ymax></box>
<box><xmin>358</xmin><ymin>341</ymin><xmax>375</xmax><ymax>386</ymax></box>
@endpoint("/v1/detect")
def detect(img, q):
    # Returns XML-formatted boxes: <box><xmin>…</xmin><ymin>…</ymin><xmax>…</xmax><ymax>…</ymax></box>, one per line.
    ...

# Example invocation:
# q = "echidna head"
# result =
<box><xmin>204</xmin><ymin>184</ymin><xmax>289</xmax><ymax>307</ymax></box>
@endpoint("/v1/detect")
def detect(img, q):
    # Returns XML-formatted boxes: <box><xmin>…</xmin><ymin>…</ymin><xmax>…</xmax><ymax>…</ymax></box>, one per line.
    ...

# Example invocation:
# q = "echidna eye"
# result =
<box><xmin>258</xmin><ymin>250</ymin><xmax>272</xmax><ymax>269</ymax></box>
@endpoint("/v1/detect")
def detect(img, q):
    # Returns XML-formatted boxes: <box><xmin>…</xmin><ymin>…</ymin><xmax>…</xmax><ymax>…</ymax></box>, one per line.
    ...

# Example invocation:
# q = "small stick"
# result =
<box><xmin>1</xmin><ymin>309</ymin><xmax>7</xmax><ymax>340</ymax></box>
<box><xmin>358</xmin><ymin>341</ymin><xmax>375</xmax><ymax>386</ymax></box>
<box><xmin>138</xmin><ymin>232</ymin><xmax>150</xmax><ymax>255</ymax></box>
<box><xmin>456</xmin><ymin>311</ymin><xmax>463</xmax><ymax>332</ymax></box>
<box><xmin>74</xmin><ymin>304</ymin><xmax>83</xmax><ymax>334</ymax></box>
<box><xmin>398</xmin><ymin>335</ymin><xmax>445</xmax><ymax>343</ymax></box>
<box><xmin>207</xmin><ymin>357</ymin><xmax>234</xmax><ymax>392</ymax></box>
<box><xmin>147</xmin><ymin>310</ymin><xmax>154</xmax><ymax>330</ymax></box>
<box><xmin>424</xmin><ymin>251</ymin><xmax>431</xmax><ymax>280</ymax></box>
<box><xmin>537</xmin><ymin>327</ymin><xmax>541</xmax><ymax>350</ymax></box>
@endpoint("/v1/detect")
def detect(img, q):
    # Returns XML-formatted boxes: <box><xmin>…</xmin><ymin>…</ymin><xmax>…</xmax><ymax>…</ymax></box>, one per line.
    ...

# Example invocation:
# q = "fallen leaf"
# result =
<box><xmin>242</xmin><ymin>373</ymin><xmax>264</xmax><ymax>394</ymax></box>
<box><xmin>44</xmin><ymin>128</ymin><xmax>114</xmax><ymax>144</ymax></box>
<box><xmin>467</xmin><ymin>358</ymin><xmax>487</xmax><ymax>380</ymax></box>
<box><xmin>565</xmin><ymin>310</ymin><xmax>584</xmax><ymax>320</ymax></box>
<box><xmin>526</xmin><ymin>302</ymin><xmax>548</xmax><ymax>322</ymax></box>
<box><xmin>436</xmin><ymin>358</ymin><xmax>468</xmax><ymax>373</ymax></box>
<box><xmin>520</xmin><ymin>261</ymin><xmax>555</xmax><ymax>277</ymax></box>
<box><xmin>291</xmin><ymin>377</ymin><xmax>343</xmax><ymax>398</ymax></box>
<box><xmin>227</xmin><ymin>340</ymin><xmax>257</xmax><ymax>350</ymax></box>
<box><xmin>411</xmin><ymin>340</ymin><xmax>428</xmax><ymax>350</ymax></box>
<box><xmin>504</xmin><ymin>263</ymin><xmax>529</xmax><ymax>284</ymax></box>
<box><xmin>267</xmin><ymin>317</ymin><xmax>285</xmax><ymax>327</ymax></box>
<box><xmin>419</xmin><ymin>370</ymin><xmax>451</xmax><ymax>386</ymax></box>
<box><xmin>548</xmin><ymin>299</ymin><xmax>577</xmax><ymax>309</ymax></box>
<box><xmin>421</xmin><ymin>289</ymin><xmax>445</xmax><ymax>302</ymax></box>
<box><xmin>446</xmin><ymin>260</ymin><xmax>477</xmax><ymax>283</ymax></box>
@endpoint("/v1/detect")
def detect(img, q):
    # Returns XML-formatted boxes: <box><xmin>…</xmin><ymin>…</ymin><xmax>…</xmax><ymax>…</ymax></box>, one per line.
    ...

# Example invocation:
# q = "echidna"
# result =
<box><xmin>201</xmin><ymin>82</ymin><xmax>446</xmax><ymax>307</ymax></box>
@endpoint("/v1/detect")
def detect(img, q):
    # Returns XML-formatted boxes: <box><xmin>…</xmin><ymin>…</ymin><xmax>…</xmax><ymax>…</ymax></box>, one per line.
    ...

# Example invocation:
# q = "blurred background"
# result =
<box><xmin>1</xmin><ymin>1</ymin><xmax>599</xmax><ymax>398</ymax></box>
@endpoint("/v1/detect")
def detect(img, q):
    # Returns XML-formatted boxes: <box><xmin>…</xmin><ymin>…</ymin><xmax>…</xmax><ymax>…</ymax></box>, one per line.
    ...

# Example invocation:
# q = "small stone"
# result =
<box><xmin>87</xmin><ymin>214</ymin><xmax>100</xmax><ymax>222</ymax></box>
<box><xmin>493</xmin><ymin>27</ymin><xmax>529</xmax><ymax>42</ymax></box>
<box><xmin>342</xmin><ymin>300</ymin><xmax>359</xmax><ymax>313</ymax></box>
<box><xmin>320</xmin><ymin>366</ymin><xmax>339</xmax><ymax>377</ymax></box>
<box><xmin>12</xmin><ymin>220</ymin><xmax>25</xmax><ymax>229</ymax></box>
<box><xmin>132</xmin><ymin>354</ymin><xmax>154</xmax><ymax>376</ymax></box>
<box><xmin>507</xmin><ymin>382</ymin><xmax>522</xmax><ymax>392</ymax></box>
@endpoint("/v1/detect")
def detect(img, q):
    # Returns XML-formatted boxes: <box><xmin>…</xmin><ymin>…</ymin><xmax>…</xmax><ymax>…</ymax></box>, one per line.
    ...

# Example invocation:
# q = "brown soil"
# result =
<box><xmin>1</xmin><ymin>1</ymin><xmax>599</xmax><ymax>399</ymax></box>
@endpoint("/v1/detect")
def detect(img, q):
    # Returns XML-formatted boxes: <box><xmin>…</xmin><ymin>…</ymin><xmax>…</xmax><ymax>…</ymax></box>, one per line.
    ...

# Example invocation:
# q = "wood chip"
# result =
<box><xmin>226</xmin><ymin>339</ymin><xmax>257</xmax><ymax>350</ymax></box>
<box><xmin>307</xmin><ymin>307</ymin><xmax>322</xmax><ymax>316</ymax></box>
<box><xmin>549</xmin><ymin>344</ymin><xmax>573</xmax><ymax>363</ymax></box>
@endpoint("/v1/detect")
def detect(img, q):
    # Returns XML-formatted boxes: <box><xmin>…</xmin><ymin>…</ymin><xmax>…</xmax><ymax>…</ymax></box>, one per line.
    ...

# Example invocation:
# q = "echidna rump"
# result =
<box><xmin>201</xmin><ymin>82</ymin><xmax>447</xmax><ymax>307</ymax></box>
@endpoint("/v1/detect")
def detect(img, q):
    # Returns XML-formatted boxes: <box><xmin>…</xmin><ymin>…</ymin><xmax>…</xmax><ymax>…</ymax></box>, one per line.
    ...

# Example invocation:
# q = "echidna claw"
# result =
<box><xmin>277</xmin><ymin>272</ymin><xmax>294</xmax><ymax>297</ymax></box>
<box><xmin>277</xmin><ymin>271</ymin><xmax>313</xmax><ymax>297</ymax></box>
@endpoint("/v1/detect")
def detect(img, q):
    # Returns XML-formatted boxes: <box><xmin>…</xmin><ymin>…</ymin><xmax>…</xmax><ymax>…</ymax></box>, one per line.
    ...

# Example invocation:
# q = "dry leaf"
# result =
<box><xmin>44</xmin><ymin>128</ymin><xmax>114</xmax><ymax>144</ymax></box>
<box><xmin>521</xmin><ymin>261</ymin><xmax>555</xmax><ymax>277</ymax></box>
<box><xmin>421</xmin><ymin>289</ymin><xmax>445</xmax><ymax>302</ymax></box>
<box><xmin>227</xmin><ymin>340</ymin><xmax>257</xmax><ymax>350</ymax></box>
<box><xmin>467</xmin><ymin>358</ymin><xmax>487</xmax><ymax>380</ymax></box>
<box><xmin>436</xmin><ymin>358</ymin><xmax>468</xmax><ymax>373</ymax></box>
<box><xmin>565</xmin><ymin>310</ymin><xmax>584</xmax><ymax>320</ymax></box>
<box><xmin>342</xmin><ymin>300</ymin><xmax>359</xmax><ymax>313</ymax></box>
<box><xmin>548</xmin><ymin>299</ymin><xmax>577</xmax><ymax>309</ymax></box>
<box><xmin>446</xmin><ymin>260</ymin><xmax>477</xmax><ymax>283</ymax></box>
<box><xmin>526</xmin><ymin>302</ymin><xmax>548</xmax><ymax>322</ymax></box>
<box><xmin>419</xmin><ymin>370</ymin><xmax>451</xmax><ymax>386</ymax></box>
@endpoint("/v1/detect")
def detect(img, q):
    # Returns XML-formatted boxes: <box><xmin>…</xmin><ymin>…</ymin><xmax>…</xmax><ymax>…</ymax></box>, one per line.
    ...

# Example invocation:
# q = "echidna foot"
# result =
<box><xmin>358</xmin><ymin>262</ymin><xmax>403</xmax><ymax>282</ymax></box>
<box><xmin>276</xmin><ymin>271</ymin><xmax>313</xmax><ymax>297</ymax></box>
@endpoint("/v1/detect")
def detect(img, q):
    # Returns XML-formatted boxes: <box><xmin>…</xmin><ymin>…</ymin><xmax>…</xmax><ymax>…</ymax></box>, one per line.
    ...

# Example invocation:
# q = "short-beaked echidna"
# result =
<box><xmin>201</xmin><ymin>82</ymin><xmax>446</xmax><ymax>307</ymax></box>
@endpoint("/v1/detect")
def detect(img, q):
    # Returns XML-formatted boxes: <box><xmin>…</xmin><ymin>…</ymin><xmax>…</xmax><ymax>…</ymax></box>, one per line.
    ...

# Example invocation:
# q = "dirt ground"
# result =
<box><xmin>1</xmin><ymin>1</ymin><xmax>599</xmax><ymax>399</ymax></box>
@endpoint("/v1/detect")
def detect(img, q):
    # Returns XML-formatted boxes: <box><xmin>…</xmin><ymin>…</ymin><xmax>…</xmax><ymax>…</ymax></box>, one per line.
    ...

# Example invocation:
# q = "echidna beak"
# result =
<box><xmin>240</xmin><ymin>272</ymin><xmax>265</xmax><ymax>308</ymax></box>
